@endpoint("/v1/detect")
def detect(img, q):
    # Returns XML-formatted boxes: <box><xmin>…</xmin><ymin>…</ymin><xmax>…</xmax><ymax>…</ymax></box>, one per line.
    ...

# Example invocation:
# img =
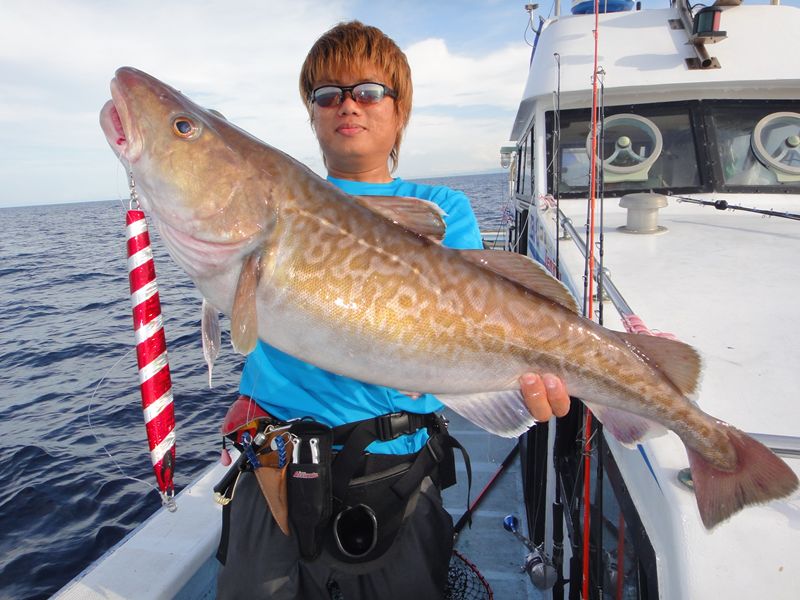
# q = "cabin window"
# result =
<box><xmin>547</xmin><ymin>106</ymin><xmax>701</xmax><ymax>196</ymax></box>
<box><xmin>707</xmin><ymin>105</ymin><xmax>800</xmax><ymax>190</ymax></box>
<box><xmin>524</xmin><ymin>128</ymin><xmax>534</xmax><ymax>197</ymax></box>
<box><xmin>515</xmin><ymin>127</ymin><xmax>535</xmax><ymax>198</ymax></box>
<box><xmin>546</xmin><ymin>100</ymin><xmax>800</xmax><ymax>197</ymax></box>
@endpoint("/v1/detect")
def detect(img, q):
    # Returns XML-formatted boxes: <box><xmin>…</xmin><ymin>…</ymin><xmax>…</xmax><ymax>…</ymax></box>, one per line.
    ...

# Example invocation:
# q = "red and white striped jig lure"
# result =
<box><xmin>125</xmin><ymin>174</ymin><xmax>177</xmax><ymax>511</ymax></box>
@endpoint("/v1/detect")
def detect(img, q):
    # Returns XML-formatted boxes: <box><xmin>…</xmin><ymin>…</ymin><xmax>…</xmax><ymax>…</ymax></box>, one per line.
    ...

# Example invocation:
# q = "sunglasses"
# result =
<box><xmin>310</xmin><ymin>82</ymin><xmax>397</xmax><ymax>108</ymax></box>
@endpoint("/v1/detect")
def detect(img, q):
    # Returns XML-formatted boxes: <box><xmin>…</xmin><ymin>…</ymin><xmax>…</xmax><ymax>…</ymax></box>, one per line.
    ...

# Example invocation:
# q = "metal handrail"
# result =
<box><xmin>558</xmin><ymin>211</ymin><xmax>800</xmax><ymax>456</ymax></box>
<box><xmin>557</xmin><ymin>210</ymin><xmax>634</xmax><ymax>317</ymax></box>
<box><xmin>747</xmin><ymin>433</ymin><xmax>800</xmax><ymax>459</ymax></box>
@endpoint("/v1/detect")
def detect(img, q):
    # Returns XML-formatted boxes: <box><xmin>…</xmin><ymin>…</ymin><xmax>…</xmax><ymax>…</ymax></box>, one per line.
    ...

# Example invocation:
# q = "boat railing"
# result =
<box><xmin>557</xmin><ymin>210</ymin><xmax>634</xmax><ymax>316</ymax></box>
<box><xmin>748</xmin><ymin>433</ymin><xmax>800</xmax><ymax>459</ymax></box>
<box><xmin>480</xmin><ymin>229</ymin><xmax>509</xmax><ymax>250</ymax></box>
<box><xmin>558</xmin><ymin>208</ymin><xmax>800</xmax><ymax>458</ymax></box>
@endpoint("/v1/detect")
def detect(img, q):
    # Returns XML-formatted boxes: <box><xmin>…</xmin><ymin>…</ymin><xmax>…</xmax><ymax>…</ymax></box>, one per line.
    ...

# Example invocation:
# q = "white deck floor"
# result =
<box><xmin>54</xmin><ymin>409</ymin><xmax>543</xmax><ymax>599</ymax></box>
<box><xmin>443</xmin><ymin>409</ymin><xmax>544</xmax><ymax>600</ymax></box>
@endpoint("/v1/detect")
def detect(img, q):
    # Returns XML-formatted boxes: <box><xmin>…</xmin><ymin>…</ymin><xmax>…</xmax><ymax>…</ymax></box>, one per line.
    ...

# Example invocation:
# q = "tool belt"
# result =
<box><xmin>215</xmin><ymin>396</ymin><xmax>470</xmax><ymax>564</ymax></box>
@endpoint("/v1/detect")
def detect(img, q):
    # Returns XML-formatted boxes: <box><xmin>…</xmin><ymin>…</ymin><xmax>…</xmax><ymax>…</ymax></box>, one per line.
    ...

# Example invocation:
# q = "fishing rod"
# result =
<box><xmin>581</xmin><ymin>182</ymin><xmax>593</xmax><ymax>316</ymax></box>
<box><xmin>551</xmin><ymin>437</ymin><xmax>566</xmax><ymax>600</ymax></box>
<box><xmin>548</xmin><ymin>48</ymin><xmax>567</xmax><ymax>599</ymax></box>
<box><xmin>669</xmin><ymin>194</ymin><xmax>800</xmax><ymax>221</ymax></box>
<box><xmin>453</xmin><ymin>442</ymin><xmax>520</xmax><ymax>536</ymax></box>
<box><xmin>553</xmin><ymin>52</ymin><xmax>562</xmax><ymax>280</ymax></box>
<box><xmin>594</xmin><ymin>66</ymin><xmax>606</xmax><ymax>600</ymax></box>
<box><xmin>596</xmin><ymin>68</ymin><xmax>606</xmax><ymax>327</ymax></box>
<box><xmin>581</xmin><ymin>2</ymin><xmax>602</xmax><ymax>596</ymax></box>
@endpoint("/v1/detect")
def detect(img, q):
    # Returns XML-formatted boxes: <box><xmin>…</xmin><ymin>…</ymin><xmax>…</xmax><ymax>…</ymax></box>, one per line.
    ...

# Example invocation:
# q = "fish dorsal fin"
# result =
<box><xmin>458</xmin><ymin>249</ymin><xmax>580</xmax><ymax>313</ymax></box>
<box><xmin>613</xmin><ymin>331</ymin><xmax>703</xmax><ymax>398</ymax></box>
<box><xmin>231</xmin><ymin>252</ymin><xmax>261</xmax><ymax>354</ymax></box>
<box><xmin>201</xmin><ymin>298</ymin><xmax>221</xmax><ymax>387</ymax></box>
<box><xmin>354</xmin><ymin>195</ymin><xmax>446</xmax><ymax>242</ymax></box>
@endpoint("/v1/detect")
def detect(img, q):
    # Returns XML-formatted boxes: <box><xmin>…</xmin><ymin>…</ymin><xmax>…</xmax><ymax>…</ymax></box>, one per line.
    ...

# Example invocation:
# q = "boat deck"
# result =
<box><xmin>54</xmin><ymin>411</ymin><xmax>543</xmax><ymax>599</ymax></box>
<box><xmin>443</xmin><ymin>409</ymin><xmax>543</xmax><ymax>600</ymax></box>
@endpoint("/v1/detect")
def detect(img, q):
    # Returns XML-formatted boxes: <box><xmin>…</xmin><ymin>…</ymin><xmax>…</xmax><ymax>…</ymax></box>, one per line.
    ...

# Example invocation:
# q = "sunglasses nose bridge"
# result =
<box><xmin>337</xmin><ymin>88</ymin><xmax>361</xmax><ymax>109</ymax></box>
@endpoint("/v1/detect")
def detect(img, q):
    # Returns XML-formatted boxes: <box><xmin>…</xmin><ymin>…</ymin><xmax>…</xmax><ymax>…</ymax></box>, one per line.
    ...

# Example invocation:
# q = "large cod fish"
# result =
<box><xmin>100</xmin><ymin>67</ymin><xmax>797</xmax><ymax>528</ymax></box>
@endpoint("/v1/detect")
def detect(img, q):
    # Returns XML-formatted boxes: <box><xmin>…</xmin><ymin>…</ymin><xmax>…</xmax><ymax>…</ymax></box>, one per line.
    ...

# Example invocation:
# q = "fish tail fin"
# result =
<box><xmin>686</xmin><ymin>427</ymin><xmax>798</xmax><ymax>528</ymax></box>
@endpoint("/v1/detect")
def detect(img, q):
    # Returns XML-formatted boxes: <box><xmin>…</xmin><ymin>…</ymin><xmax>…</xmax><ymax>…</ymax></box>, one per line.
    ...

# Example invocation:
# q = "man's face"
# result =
<box><xmin>311</xmin><ymin>69</ymin><xmax>401</xmax><ymax>179</ymax></box>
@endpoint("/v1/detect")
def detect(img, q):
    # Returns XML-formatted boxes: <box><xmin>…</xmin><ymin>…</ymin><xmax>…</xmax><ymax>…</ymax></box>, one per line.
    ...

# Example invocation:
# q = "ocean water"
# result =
<box><xmin>0</xmin><ymin>171</ymin><xmax>510</xmax><ymax>599</ymax></box>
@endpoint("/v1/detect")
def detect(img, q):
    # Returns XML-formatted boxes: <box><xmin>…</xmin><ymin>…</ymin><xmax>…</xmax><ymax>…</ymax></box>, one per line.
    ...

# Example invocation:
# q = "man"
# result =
<box><xmin>217</xmin><ymin>21</ymin><xmax>569</xmax><ymax>599</ymax></box>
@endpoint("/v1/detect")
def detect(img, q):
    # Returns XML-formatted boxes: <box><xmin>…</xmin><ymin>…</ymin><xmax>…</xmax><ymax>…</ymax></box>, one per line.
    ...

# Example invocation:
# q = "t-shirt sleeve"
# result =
<box><xmin>437</xmin><ymin>189</ymin><xmax>483</xmax><ymax>250</ymax></box>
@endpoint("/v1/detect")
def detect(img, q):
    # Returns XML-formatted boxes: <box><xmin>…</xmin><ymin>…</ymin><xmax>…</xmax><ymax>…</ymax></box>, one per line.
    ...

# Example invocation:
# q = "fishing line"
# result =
<box><xmin>86</xmin><ymin>347</ymin><xmax>160</xmax><ymax>495</ymax></box>
<box><xmin>114</xmin><ymin>161</ymin><xmax>131</xmax><ymax>212</ymax></box>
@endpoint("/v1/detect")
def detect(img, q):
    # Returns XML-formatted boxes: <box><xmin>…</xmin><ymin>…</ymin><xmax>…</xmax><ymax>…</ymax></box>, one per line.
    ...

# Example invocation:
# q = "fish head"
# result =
<box><xmin>99</xmin><ymin>67</ymin><xmax>272</xmax><ymax>252</ymax></box>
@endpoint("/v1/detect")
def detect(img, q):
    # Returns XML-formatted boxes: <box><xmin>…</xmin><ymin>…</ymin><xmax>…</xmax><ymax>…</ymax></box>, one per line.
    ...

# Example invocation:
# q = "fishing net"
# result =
<box><xmin>445</xmin><ymin>550</ymin><xmax>493</xmax><ymax>600</ymax></box>
<box><xmin>326</xmin><ymin>550</ymin><xmax>492</xmax><ymax>599</ymax></box>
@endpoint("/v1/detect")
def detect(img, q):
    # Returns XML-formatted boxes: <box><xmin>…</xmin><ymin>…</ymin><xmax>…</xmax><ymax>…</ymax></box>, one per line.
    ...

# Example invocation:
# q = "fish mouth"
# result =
<box><xmin>99</xmin><ymin>69</ymin><xmax>142</xmax><ymax>163</ymax></box>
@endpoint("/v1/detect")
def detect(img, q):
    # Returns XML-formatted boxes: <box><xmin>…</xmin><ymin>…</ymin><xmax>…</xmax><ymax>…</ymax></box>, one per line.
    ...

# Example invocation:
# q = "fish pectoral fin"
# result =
<box><xmin>582</xmin><ymin>401</ymin><xmax>668</xmax><ymax>447</ymax></box>
<box><xmin>612</xmin><ymin>331</ymin><xmax>703</xmax><ymax>399</ymax></box>
<box><xmin>458</xmin><ymin>250</ymin><xmax>579</xmax><ymax>313</ymax></box>
<box><xmin>353</xmin><ymin>195</ymin><xmax>447</xmax><ymax>243</ymax></box>
<box><xmin>231</xmin><ymin>251</ymin><xmax>261</xmax><ymax>354</ymax></box>
<box><xmin>436</xmin><ymin>391</ymin><xmax>536</xmax><ymax>438</ymax></box>
<box><xmin>201</xmin><ymin>298</ymin><xmax>221</xmax><ymax>387</ymax></box>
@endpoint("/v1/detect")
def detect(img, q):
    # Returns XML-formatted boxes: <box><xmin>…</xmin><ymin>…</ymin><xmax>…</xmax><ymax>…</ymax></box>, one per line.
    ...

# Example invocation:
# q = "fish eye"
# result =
<box><xmin>172</xmin><ymin>116</ymin><xmax>199</xmax><ymax>139</ymax></box>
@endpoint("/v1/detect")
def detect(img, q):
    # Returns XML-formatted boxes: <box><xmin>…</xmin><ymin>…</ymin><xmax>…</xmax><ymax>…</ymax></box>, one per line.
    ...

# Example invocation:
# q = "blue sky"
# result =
<box><xmin>0</xmin><ymin>0</ymin><xmax>796</xmax><ymax>207</ymax></box>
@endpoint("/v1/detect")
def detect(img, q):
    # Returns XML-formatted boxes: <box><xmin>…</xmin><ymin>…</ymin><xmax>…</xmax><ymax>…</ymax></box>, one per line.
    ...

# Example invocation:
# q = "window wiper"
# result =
<box><xmin>669</xmin><ymin>194</ymin><xmax>800</xmax><ymax>222</ymax></box>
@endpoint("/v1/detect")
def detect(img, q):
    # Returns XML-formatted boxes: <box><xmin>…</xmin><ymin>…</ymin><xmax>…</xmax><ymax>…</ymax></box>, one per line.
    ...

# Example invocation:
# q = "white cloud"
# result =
<box><xmin>0</xmin><ymin>0</ymin><xmax>531</xmax><ymax>205</ymax></box>
<box><xmin>0</xmin><ymin>0</ymin><xmax>345</xmax><ymax>205</ymax></box>
<box><xmin>396</xmin><ymin>37</ymin><xmax>530</xmax><ymax>178</ymax></box>
<box><xmin>405</xmin><ymin>38</ymin><xmax>530</xmax><ymax>110</ymax></box>
<box><xmin>401</xmin><ymin>112</ymin><xmax>513</xmax><ymax>178</ymax></box>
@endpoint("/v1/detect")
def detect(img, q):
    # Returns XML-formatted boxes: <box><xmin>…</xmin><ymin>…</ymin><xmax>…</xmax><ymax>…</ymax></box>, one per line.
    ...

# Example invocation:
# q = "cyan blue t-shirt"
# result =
<box><xmin>239</xmin><ymin>176</ymin><xmax>483</xmax><ymax>453</ymax></box>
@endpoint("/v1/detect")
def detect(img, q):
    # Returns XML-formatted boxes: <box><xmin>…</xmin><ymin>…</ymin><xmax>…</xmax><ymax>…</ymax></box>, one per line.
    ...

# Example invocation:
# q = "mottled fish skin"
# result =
<box><xmin>257</xmin><ymin>188</ymin><xmax>729</xmax><ymax>464</ymax></box>
<box><xmin>100</xmin><ymin>67</ymin><xmax>798</xmax><ymax>528</ymax></box>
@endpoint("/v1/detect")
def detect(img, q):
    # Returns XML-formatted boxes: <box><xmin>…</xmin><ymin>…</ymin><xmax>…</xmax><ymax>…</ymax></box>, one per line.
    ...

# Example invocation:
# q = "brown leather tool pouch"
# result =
<box><xmin>253</xmin><ymin>431</ymin><xmax>294</xmax><ymax>536</ymax></box>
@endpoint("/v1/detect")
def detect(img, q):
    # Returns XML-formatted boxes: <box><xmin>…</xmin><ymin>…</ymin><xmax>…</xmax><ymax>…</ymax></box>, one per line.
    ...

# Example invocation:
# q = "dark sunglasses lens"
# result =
<box><xmin>352</xmin><ymin>83</ymin><xmax>386</xmax><ymax>104</ymax></box>
<box><xmin>333</xmin><ymin>504</ymin><xmax>378</xmax><ymax>558</ymax></box>
<box><xmin>313</xmin><ymin>87</ymin><xmax>342</xmax><ymax>107</ymax></box>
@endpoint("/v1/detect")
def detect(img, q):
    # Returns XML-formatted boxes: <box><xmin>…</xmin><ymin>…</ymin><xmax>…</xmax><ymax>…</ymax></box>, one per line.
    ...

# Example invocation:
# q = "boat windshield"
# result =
<box><xmin>546</xmin><ymin>101</ymin><xmax>800</xmax><ymax>196</ymax></box>
<box><xmin>710</xmin><ymin>106</ymin><xmax>800</xmax><ymax>187</ymax></box>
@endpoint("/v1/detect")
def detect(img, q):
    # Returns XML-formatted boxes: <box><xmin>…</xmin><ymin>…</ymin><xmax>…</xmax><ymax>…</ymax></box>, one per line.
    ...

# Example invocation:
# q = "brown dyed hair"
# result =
<box><xmin>299</xmin><ymin>20</ymin><xmax>413</xmax><ymax>171</ymax></box>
